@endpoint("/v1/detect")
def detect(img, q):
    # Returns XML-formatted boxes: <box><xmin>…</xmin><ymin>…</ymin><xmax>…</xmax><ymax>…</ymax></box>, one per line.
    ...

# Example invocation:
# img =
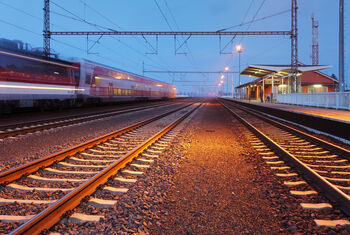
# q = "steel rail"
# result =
<box><xmin>221</xmin><ymin>102</ymin><xmax>350</xmax><ymax>217</ymax></box>
<box><xmin>225</xmin><ymin>99</ymin><xmax>350</xmax><ymax>142</ymax></box>
<box><xmin>0</xmin><ymin>102</ymin><xmax>169</xmax><ymax>130</ymax></box>
<box><xmin>11</xmin><ymin>103</ymin><xmax>201</xmax><ymax>235</ymax></box>
<box><xmin>0</xmin><ymin>103</ymin><xmax>193</xmax><ymax>185</ymax></box>
<box><xmin>222</xmin><ymin>100</ymin><xmax>350</xmax><ymax>160</ymax></box>
<box><xmin>0</xmin><ymin>103</ymin><xmax>173</xmax><ymax>139</ymax></box>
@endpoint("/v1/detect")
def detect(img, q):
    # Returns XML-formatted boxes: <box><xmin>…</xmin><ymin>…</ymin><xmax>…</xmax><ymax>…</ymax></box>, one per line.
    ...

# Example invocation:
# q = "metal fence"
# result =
<box><xmin>277</xmin><ymin>92</ymin><xmax>350</xmax><ymax>110</ymax></box>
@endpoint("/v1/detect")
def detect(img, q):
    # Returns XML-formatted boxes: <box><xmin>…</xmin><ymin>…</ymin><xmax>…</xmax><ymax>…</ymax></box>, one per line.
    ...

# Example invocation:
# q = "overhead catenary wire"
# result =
<box><xmin>52</xmin><ymin>1</ymin><xmax>170</xmax><ymax>70</ymax></box>
<box><xmin>218</xmin><ymin>9</ymin><xmax>290</xmax><ymax>64</ymax></box>
<box><xmin>0</xmin><ymin>19</ymin><xmax>84</xmax><ymax>54</ymax></box>
<box><xmin>0</xmin><ymin>0</ymin><xmax>137</xmax><ymax>68</ymax></box>
<box><xmin>163</xmin><ymin>0</ymin><xmax>198</xmax><ymax>69</ymax></box>
<box><xmin>241</xmin><ymin>0</ymin><xmax>256</xmax><ymax>27</ymax></box>
<box><xmin>217</xmin><ymin>9</ymin><xmax>291</xmax><ymax>32</ymax></box>
<box><xmin>239</xmin><ymin>0</ymin><xmax>267</xmax><ymax>44</ymax></box>
<box><xmin>0</xmin><ymin>9</ymin><xmax>132</xmax><ymax>69</ymax></box>
<box><xmin>78</xmin><ymin>0</ymin><xmax>158</xmax><ymax>55</ymax></box>
<box><xmin>154</xmin><ymin>0</ymin><xmax>191</xmax><ymax>84</ymax></box>
<box><xmin>77</xmin><ymin>0</ymin><xmax>160</xmax><ymax>55</ymax></box>
<box><xmin>229</xmin><ymin>0</ymin><xmax>268</xmax><ymax>64</ymax></box>
<box><xmin>51</xmin><ymin>0</ymin><xmax>176</xmax><ymax>77</ymax></box>
<box><xmin>155</xmin><ymin>0</ymin><xmax>207</xmax><ymax>84</ymax></box>
<box><xmin>220</xmin><ymin>0</ymin><xmax>257</xmax><ymax>71</ymax></box>
<box><xmin>220</xmin><ymin>0</ymin><xmax>269</xmax><ymax>93</ymax></box>
<box><xmin>154</xmin><ymin>0</ymin><xmax>174</xmax><ymax>31</ymax></box>
<box><xmin>76</xmin><ymin>0</ymin><xmax>177</xmax><ymax>79</ymax></box>
<box><xmin>0</xmin><ymin>0</ymin><xmax>298</xmax><ymax>95</ymax></box>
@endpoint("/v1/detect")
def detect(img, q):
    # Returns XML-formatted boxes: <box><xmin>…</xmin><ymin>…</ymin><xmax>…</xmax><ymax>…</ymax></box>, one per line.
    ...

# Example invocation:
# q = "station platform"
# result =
<box><xmin>223</xmin><ymin>98</ymin><xmax>350</xmax><ymax>124</ymax></box>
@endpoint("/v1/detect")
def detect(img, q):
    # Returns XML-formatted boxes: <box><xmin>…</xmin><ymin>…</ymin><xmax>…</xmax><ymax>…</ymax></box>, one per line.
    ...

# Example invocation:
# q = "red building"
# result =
<box><xmin>237</xmin><ymin>64</ymin><xmax>338</xmax><ymax>101</ymax></box>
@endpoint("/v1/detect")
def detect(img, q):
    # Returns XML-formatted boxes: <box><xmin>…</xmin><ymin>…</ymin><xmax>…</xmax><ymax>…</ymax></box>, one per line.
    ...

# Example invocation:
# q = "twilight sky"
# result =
<box><xmin>0</xmin><ymin>0</ymin><xmax>348</xmax><ymax>94</ymax></box>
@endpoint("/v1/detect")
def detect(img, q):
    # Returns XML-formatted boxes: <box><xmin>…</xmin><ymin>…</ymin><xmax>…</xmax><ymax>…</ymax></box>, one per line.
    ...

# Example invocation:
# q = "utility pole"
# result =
<box><xmin>339</xmin><ymin>0</ymin><xmax>345</xmax><ymax>92</ymax></box>
<box><xmin>43</xmin><ymin>0</ymin><xmax>50</xmax><ymax>58</ymax></box>
<box><xmin>312</xmin><ymin>14</ymin><xmax>319</xmax><ymax>65</ymax></box>
<box><xmin>291</xmin><ymin>0</ymin><xmax>299</xmax><ymax>93</ymax></box>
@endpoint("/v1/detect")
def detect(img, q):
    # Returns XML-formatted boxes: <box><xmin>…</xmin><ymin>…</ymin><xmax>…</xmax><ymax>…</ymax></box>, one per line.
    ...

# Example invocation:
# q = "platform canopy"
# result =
<box><xmin>240</xmin><ymin>64</ymin><xmax>331</xmax><ymax>78</ymax></box>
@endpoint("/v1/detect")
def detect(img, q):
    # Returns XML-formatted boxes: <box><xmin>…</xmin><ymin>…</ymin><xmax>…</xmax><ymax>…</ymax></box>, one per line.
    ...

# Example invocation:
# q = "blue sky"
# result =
<box><xmin>0</xmin><ymin>0</ymin><xmax>348</xmax><ymax>94</ymax></box>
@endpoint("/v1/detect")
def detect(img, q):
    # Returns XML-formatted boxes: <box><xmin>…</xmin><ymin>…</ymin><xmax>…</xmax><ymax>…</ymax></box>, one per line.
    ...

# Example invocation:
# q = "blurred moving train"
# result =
<box><xmin>0</xmin><ymin>38</ymin><xmax>176</xmax><ymax>113</ymax></box>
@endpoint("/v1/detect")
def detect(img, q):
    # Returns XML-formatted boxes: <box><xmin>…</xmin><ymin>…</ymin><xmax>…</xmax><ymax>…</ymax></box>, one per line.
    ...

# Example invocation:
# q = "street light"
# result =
<box><xmin>236</xmin><ymin>44</ymin><xmax>242</xmax><ymax>53</ymax></box>
<box><xmin>224</xmin><ymin>66</ymin><xmax>234</xmax><ymax>98</ymax></box>
<box><xmin>223</xmin><ymin>67</ymin><xmax>230</xmax><ymax>96</ymax></box>
<box><xmin>236</xmin><ymin>44</ymin><xmax>243</xmax><ymax>98</ymax></box>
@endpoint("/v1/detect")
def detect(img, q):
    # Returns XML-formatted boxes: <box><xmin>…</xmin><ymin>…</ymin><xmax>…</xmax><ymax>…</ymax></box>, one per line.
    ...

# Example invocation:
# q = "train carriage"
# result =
<box><xmin>0</xmin><ymin>38</ymin><xmax>176</xmax><ymax>113</ymax></box>
<box><xmin>72</xmin><ymin>58</ymin><xmax>176</xmax><ymax>103</ymax></box>
<box><xmin>0</xmin><ymin>47</ymin><xmax>81</xmax><ymax>111</ymax></box>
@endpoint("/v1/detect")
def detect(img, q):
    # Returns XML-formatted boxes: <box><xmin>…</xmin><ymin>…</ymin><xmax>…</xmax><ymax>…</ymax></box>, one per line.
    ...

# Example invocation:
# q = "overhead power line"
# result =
<box><xmin>154</xmin><ymin>0</ymin><xmax>173</xmax><ymax>31</ymax></box>
<box><xmin>239</xmin><ymin>0</ymin><xmax>267</xmax><ymax>43</ymax></box>
<box><xmin>217</xmin><ymin>9</ymin><xmax>291</xmax><ymax>32</ymax></box>
<box><xmin>51</xmin><ymin>0</ymin><xmax>176</xmax><ymax>75</ymax></box>
<box><xmin>242</xmin><ymin>0</ymin><xmax>256</xmax><ymax>26</ymax></box>
<box><xmin>76</xmin><ymin>0</ymin><xmax>178</xmax><ymax>76</ymax></box>
<box><xmin>0</xmin><ymin>7</ymin><xmax>134</xmax><ymax>68</ymax></box>
<box><xmin>163</xmin><ymin>0</ymin><xmax>198</xmax><ymax>69</ymax></box>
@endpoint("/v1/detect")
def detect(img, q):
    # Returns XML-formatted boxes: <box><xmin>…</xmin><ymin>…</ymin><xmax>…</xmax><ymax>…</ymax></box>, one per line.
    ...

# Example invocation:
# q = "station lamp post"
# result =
<box><xmin>224</xmin><ymin>67</ymin><xmax>230</xmax><ymax>96</ymax></box>
<box><xmin>236</xmin><ymin>44</ymin><xmax>243</xmax><ymax>98</ymax></box>
<box><xmin>220</xmin><ymin>73</ymin><xmax>225</xmax><ymax>96</ymax></box>
<box><xmin>218</xmin><ymin>82</ymin><xmax>223</xmax><ymax>96</ymax></box>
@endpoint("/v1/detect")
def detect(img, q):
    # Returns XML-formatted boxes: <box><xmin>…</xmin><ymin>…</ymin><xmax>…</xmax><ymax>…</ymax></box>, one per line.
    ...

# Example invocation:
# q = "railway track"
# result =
<box><xmin>221</xmin><ymin>100</ymin><xmax>350</xmax><ymax>226</ymax></box>
<box><xmin>0</xmin><ymin>102</ymin><xmax>175</xmax><ymax>140</ymax></box>
<box><xmin>0</xmin><ymin>102</ymin><xmax>200</xmax><ymax>234</ymax></box>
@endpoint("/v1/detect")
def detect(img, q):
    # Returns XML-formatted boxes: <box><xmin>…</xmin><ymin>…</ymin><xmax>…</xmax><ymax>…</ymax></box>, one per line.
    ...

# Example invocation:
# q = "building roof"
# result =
<box><xmin>241</xmin><ymin>64</ymin><xmax>331</xmax><ymax>78</ymax></box>
<box><xmin>237</xmin><ymin>70</ymin><xmax>338</xmax><ymax>89</ymax></box>
<box><xmin>237</xmin><ymin>78</ymin><xmax>261</xmax><ymax>88</ymax></box>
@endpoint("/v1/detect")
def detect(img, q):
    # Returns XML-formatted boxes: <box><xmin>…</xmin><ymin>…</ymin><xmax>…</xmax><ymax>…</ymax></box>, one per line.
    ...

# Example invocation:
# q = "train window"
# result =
<box><xmin>47</xmin><ymin>63</ymin><xmax>67</xmax><ymax>77</ymax></box>
<box><xmin>86</xmin><ymin>74</ymin><xmax>91</xmax><ymax>84</ymax></box>
<box><xmin>74</xmin><ymin>71</ymin><xmax>80</xmax><ymax>84</ymax></box>
<box><xmin>95</xmin><ymin>77</ymin><xmax>100</xmax><ymax>86</ymax></box>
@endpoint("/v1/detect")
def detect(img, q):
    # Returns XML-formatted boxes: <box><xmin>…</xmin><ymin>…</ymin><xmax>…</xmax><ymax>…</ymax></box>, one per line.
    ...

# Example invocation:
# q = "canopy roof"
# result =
<box><xmin>241</xmin><ymin>64</ymin><xmax>331</xmax><ymax>78</ymax></box>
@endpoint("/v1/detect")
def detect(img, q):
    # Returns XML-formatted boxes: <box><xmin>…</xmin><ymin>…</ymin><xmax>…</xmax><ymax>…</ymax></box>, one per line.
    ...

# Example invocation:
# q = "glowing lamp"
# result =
<box><xmin>236</xmin><ymin>44</ymin><xmax>243</xmax><ymax>53</ymax></box>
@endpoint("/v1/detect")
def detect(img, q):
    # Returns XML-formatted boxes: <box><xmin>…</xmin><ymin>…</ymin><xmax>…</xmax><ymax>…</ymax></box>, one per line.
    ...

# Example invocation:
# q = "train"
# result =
<box><xmin>0</xmin><ymin>38</ymin><xmax>176</xmax><ymax>113</ymax></box>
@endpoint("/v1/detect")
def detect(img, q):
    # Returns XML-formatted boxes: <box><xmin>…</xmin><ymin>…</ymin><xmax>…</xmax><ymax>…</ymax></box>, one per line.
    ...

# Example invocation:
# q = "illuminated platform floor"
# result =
<box><xmin>226</xmin><ymin>98</ymin><xmax>350</xmax><ymax>123</ymax></box>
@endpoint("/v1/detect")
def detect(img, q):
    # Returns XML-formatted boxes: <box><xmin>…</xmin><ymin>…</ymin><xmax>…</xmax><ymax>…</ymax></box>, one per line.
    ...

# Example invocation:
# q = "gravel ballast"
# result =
<box><xmin>148</xmin><ymin>101</ymin><xmax>280</xmax><ymax>234</ymax></box>
<box><xmin>0</xmin><ymin>103</ymin><xmax>185</xmax><ymax>172</ymax></box>
<box><xmin>2</xmin><ymin>99</ymin><xmax>349</xmax><ymax>233</ymax></box>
